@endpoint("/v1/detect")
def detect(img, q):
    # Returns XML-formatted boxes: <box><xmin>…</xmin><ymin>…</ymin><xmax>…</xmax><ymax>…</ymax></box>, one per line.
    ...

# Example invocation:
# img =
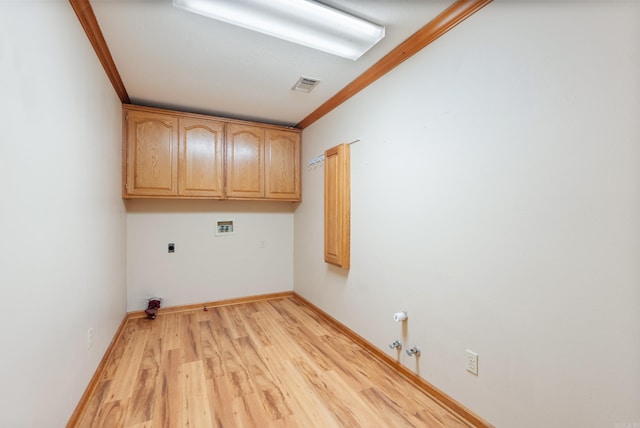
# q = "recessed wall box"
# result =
<box><xmin>216</xmin><ymin>219</ymin><xmax>235</xmax><ymax>236</ymax></box>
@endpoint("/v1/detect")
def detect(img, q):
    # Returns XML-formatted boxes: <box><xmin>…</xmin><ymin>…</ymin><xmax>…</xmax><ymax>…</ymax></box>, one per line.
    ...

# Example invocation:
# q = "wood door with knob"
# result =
<box><xmin>225</xmin><ymin>123</ymin><xmax>265</xmax><ymax>199</ymax></box>
<box><xmin>265</xmin><ymin>129</ymin><xmax>301</xmax><ymax>201</ymax></box>
<box><xmin>125</xmin><ymin>110</ymin><xmax>178</xmax><ymax>196</ymax></box>
<box><xmin>178</xmin><ymin>117</ymin><xmax>224</xmax><ymax>198</ymax></box>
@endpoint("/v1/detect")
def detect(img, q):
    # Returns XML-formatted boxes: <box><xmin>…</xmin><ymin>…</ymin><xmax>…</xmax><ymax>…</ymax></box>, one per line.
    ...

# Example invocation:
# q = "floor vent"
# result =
<box><xmin>292</xmin><ymin>76</ymin><xmax>320</xmax><ymax>93</ymax></box>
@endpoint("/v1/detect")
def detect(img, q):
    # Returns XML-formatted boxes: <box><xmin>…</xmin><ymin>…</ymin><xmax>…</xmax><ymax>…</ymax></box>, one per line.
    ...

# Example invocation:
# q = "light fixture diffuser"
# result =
<box><xmin>173</xmin><ymin>0</ymin><xmax>385</xmax><ymax>60</ymax></box>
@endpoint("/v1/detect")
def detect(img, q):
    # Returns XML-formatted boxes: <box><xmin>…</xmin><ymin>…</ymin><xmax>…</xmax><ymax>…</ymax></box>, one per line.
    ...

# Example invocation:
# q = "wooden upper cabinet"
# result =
<box><xmin>225</xmin><ymin>124</ymin><xmax>265</xmax><ymax>199</ymax></box>
<box><xmin>265</xmin><ymin>129</ymin><xmax>301</xmax><ymax>200</ymax></box>
<box><xmin>324</xmin><ymin>143</ymin><xmax>350</xmax><ymax>269</ymax></box>
<box><xmin>178</xmin><ymin>117</ymin><xmax>224</xmax><ymax>198</ymax></box>
<box><xmin>125</xmin><ymin>110</ymin><xmax>178</xmax><ymax>196</ymax></box>
<box><xmin>123</xmin><ymin>105</ymin><xmax>301</xmax><ymax>201</ymax></box>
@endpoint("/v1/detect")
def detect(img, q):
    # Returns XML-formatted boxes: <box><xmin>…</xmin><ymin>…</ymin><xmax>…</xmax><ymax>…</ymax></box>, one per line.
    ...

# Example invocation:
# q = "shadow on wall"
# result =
<box><xmin>125</xmin><ymin>199</ymin><xmax>299</xmax><ymax>214</ymax></box>
<box><xmin>327</xmin><ymin>263</ymin><xmax>350</xmax><ymax>278</ymax></box>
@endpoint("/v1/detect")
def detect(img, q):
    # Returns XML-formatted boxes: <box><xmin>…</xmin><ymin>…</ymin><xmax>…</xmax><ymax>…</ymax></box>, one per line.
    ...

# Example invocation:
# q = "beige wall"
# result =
<box><xmin>0</xmin><ymin>2</ymin><xmax>126</xmax><ymax>426</ymax></box>
<box><xmin>126</xmin><ymin>200</ymin><xmax>294</xmax><ymax>311</ymax></box>
<box><xmin>294</xmin><ymin>1</ymin><xmax>640</xmax><ymax>427</ymax></box>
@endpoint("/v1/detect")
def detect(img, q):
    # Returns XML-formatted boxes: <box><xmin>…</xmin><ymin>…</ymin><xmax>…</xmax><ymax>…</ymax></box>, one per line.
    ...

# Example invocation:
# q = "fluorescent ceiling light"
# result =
<box><xmin>173</xmin><ymin>0</ymin><xmax>385</xmax><ymax>60</ymax></box>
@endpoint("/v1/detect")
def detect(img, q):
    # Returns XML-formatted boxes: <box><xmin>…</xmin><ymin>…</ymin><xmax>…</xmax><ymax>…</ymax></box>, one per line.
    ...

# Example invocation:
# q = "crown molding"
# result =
<box><xmin>296</xmin><ymin>0</ymin><xmax>492</xmax><ymax>129</ymax></box>
<box><xmin>69</xmin><ymin>0</ymin><xmax>130</xmax><ymax>103</ymax></box>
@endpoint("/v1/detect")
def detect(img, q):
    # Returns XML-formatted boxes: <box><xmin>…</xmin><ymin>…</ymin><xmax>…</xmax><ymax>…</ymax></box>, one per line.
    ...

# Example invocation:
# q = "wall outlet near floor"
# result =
<box><xmin>466</xmin><ymin>349</ymin><xmax>478</xmax><ymax>375</ymax></box>
<box><xmin>87</xmin><ymin>328</ymin><xmax>94</xmax><ymax>350</ymax></box>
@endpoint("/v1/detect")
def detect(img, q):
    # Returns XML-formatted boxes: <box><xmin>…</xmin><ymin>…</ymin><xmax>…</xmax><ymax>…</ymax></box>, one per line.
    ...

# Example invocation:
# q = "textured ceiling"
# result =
<box><xmin>91</xmin><ymin>0</ymin><xmax>453</xmax><ymax>127</ymax></box>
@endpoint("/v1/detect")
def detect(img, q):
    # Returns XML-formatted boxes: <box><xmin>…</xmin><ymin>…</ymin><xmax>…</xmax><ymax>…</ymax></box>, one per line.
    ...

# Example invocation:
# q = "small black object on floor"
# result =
<box><xmin>145</xmin><ymin>299</ymin><xmax>162</xmax><ymax>320</ymax></box>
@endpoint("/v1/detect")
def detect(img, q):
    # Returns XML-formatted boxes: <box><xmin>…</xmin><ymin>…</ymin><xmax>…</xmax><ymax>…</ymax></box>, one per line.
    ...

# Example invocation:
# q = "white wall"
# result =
<box><xmin>294</xmin><ymin>1</ymin><xmax>640</xmax><ymax>427</ymax></box>
<box><xmin>0</xmin><ymin>3</ymin><xmax>126</xmax><ymax>427</ymax></box>
<box><xmin>126</xmin><ymin>200</ymin><xmax>294</xmax><ymax>310</ymax></box>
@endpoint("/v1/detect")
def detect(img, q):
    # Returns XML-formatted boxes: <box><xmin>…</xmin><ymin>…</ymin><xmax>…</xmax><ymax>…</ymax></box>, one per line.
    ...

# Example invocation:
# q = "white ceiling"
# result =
<box><xmin>91</xmin><ymin>0</ymin><xmax>454</xmax><ymax>127</ymax></box>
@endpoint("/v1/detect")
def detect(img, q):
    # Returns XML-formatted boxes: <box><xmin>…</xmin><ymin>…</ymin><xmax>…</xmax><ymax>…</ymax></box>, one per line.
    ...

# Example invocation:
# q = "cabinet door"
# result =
<box><xmin>324</xmin><ymin>143</ymin><xmax>350</xmax><ymax>269</ymax></box>
<box><xmin>178</xmin><ymin>117</ymin><xmax>224</xmax><ymax>197</ymax></box>
<box><xmin>125</xmin><ymin>110</ymin><xmax>178</xmax><ymax>196</ymax></box>
<box><xmin>265</xmin><ymin>129</ymin><xmax>301</xmax><ymax>201</ymax></box>
<box><xmin>225</xmin><ymin>124</ymin><xmax>265</xmax><ymax>199</ymax></box>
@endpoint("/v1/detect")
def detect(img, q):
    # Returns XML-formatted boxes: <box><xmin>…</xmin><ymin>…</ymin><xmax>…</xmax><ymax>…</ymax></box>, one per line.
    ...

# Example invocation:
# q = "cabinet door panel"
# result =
<box><xmin>226</xmin><ymin>124</ymin><xmax>265</xmax><ymax>198</ymax></box>
<box><xmin>126</xmin><ymin>111</ymin><xmax>178</xmax><ymax>196</ymax></box>
<box><xmin>324</xmin><ymin>144</ymin><xmax>350</xmax><ymax>268</ymax></box>
<box><xmin>179</xmin><ymin>118</ymin><xmax>224</xmax><ymax>197</ymax></box>
<box><xmin>265</xmin><ymin>130</ymin><xmax>300</xmax><ymax>200</ymax></box>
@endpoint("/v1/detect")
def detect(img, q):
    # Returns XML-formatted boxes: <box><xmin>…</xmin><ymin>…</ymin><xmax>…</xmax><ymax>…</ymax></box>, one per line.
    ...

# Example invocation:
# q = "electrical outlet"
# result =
<box><xmin>466</xmin><ymin>349</ymin><xmax>478</xmax><ymax>375</ymax></box>
<box><xmin>87</xmin><ymin>328</ymin><xmax>94</xmax><ymax>350</ymax></box>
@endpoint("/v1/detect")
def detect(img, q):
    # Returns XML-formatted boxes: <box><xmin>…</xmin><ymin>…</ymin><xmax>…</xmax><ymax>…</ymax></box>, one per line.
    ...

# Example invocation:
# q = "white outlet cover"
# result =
<box><xmin>466</xmin><ymin>349</ymin><xmax>478</xmax><ymax>375</ymax></box>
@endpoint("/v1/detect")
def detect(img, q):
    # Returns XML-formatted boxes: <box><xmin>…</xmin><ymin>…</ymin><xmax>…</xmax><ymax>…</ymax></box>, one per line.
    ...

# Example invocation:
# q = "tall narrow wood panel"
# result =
<box><xmin>324</xmin><ymin>143</ymin><xmax>350</xmax><ymax>269</ymax></box>
<box><xmin>225</xmin><ymin>124</ymin><xmax>265</xmax><ymax>199</ymax></box>
<box><xmin>125</xmin><ymin>110</ymin><xmax>178</xmax><ymax>196</ymax></box>
<box><xmin>178</xmin><ymin>118</ymin><xmax>224</xmax><ymax>198</ymax></box>
<box><xmin>265</xmin><ymin>129</ymin><xmax>301</xmax><ymax>200</ymax></box>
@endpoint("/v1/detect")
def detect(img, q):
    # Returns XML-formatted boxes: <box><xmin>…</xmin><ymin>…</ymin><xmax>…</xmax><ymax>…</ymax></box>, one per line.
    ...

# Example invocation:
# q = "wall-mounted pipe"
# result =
<box><xmin>389</xmin><ymin>340</ymin><xmax>402</xmax><ymax>350</ymax></box>
<box><xmin>393</xmin><ymin>311</ymin><xmax>408</xmax><ymax>322</ymax></box>
<box><xmin>406</xmin><ymin>346</ymin><xmax>421</xmax><ymax>357</ymax></box>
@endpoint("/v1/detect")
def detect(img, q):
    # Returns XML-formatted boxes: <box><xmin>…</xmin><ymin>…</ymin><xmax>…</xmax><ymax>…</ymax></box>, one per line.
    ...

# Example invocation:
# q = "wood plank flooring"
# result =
<box><xmin>74</xmin><ymin>297</ymin><xmax>471</xmax><ymax>427</ymax></box>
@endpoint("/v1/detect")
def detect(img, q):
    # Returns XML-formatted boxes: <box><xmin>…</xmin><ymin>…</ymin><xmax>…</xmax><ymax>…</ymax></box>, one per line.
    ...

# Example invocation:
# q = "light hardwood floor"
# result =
<box><xmin>74</xmin><ymin>297</ymin><xmax>471</xmax><ymax>427</ymax></box>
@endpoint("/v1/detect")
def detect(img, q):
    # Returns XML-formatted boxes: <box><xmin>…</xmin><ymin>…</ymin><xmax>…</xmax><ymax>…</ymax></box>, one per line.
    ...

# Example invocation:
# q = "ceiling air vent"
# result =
<box><xmin>292</xmin><ymin>77</ymin><xmax>320</xmax><ymax>93</ymax></box>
